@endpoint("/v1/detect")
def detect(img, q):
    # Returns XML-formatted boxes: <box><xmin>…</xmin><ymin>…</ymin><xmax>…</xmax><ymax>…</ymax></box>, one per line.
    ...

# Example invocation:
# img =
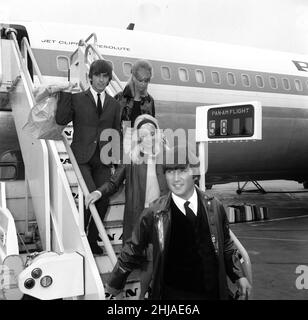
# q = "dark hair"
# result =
<box><xmin>89</xmin><ymin>60</ymin><xmax>113</xmax><ymax>81</ymax></box>
<box><xmin>163</xmin><ymin>145</ymin><xmax>200</xmax><ymax>176</ymax></box>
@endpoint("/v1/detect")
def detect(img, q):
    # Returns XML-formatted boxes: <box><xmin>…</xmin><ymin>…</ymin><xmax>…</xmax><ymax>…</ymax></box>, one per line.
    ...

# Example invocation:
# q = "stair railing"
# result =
<box><xmin>7</xmin><ymin>28</ymin><xmax>51</xmax><ymax>251</ymax></box>
<box><xmin>84</xmin><ymin>42</ymin><xmax>124</xmax><ymax>93</ymax></box>
<box><xmin>61</xmin><ymin>134</ymin><xmax>117</xmax><ymax>265</ymax></box>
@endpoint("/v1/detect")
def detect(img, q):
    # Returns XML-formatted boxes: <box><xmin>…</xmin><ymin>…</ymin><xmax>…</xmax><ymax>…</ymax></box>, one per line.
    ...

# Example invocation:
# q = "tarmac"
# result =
<box><xmin>207</xmin><ymin>180</ymin><xmax>308</xmax><ymax>300</ymax></box>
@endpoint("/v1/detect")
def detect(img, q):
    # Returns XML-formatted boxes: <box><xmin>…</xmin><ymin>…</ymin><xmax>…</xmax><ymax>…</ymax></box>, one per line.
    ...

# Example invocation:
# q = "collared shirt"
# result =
<box><xmin>171</xmin><ymin>188</ymin><xmax>198</xmax><ymax>216</ymax></box>
<box><xmin>90</xmin><ymin>86</ymin><xmax>106</xmax><ymax>108</ymax></box>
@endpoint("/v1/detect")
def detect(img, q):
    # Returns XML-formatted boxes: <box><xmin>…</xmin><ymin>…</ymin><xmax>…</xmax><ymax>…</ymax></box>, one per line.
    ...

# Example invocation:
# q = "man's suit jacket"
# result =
<box><xmin>56</xmin><ymin>88</ymin><xmax>121</xmax><ymax>164</ymax></box>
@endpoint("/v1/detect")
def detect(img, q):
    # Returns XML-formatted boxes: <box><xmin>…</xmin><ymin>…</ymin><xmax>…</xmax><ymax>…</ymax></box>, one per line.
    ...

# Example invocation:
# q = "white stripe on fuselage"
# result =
<box><xmin>42</xmin><ymin>75</ymin><xmax>308</xmax><ymax>109</ymax></box>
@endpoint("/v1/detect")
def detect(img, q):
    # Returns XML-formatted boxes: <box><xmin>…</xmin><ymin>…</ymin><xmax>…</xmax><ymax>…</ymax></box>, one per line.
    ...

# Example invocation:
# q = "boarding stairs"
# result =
<box><xmin>0</xmin><ymin>28</ymin><xmax>252</xmax><ymax>300</ymax></box>
<box><xmin>1</xmin><ymin>28</ymin><xmax>109</xmax><ymax>299</ymax></box>
<box><xmin>0</xmin><ymin>28</ymin><xmax>141</xmax><ymax>300</ymax></box>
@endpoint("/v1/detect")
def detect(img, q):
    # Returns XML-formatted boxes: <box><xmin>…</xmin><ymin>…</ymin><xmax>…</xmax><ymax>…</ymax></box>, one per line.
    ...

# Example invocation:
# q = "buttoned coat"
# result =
<box><xmin>56</xmin><ymin>89</ymin><xmax>121</xmax><ymax>164</ymax></box>
<box><xmin>98</xmin><ymin>162</ymin><xmax>169</xmax><ymax>243</ymax></box>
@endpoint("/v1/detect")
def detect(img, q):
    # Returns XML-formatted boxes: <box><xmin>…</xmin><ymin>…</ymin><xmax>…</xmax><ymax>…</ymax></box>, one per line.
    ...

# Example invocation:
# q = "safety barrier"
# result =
<box><xmin>227</xmin><ymin>204</ymin><xmax>268</xmax><ymax>223</ymax></box>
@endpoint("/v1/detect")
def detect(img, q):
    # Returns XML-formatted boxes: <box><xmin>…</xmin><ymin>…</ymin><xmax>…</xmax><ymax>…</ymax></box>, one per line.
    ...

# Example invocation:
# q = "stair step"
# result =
<box><xmin>54</xmin><ymin>140</ymin><xmax>67</xmax><ymax>153</ymax></box>
<box><xmin>101</xmin><ymin>221</ymin><xmax>123</xmax><ymax>245</ymax></box>
<box><xmin>100</xmin><ymin>269</ymin><xmax>141</xmax><ymax>300</ymax></box>
<box><xmin>105</xmin><ymin>280</ymin><xmax>141</xmax><ymax>300</ymax></box>
<box><xmin>74</xmin><ymin>196</ymin><xmax>80</xmax><ymax>207</ymax></box>
<box><xmin>62</xmin><ymin>127</ymin><xmax>74</xmax><ymax>139</ymax></box>
<box><xmin>59</xmin><ymin>153</ymin><xmax>71</xmax><ymax>165</ymax></box>
<box><xmin>104</xmin><ymin>204</ymin><xmax>124</xmax><ymax>222</ymax></box>
<box><xmin>63</xmin><ymin>163</ymin><xmax>74</xmax><ymax>171</ymax></box>
<box><xmin>101</xmin><ymin>268</ymin><xmax>141</xmax><ymax>283</ymax></box>
<box><xmin>108</xmin><ymin>187</ymin><xmax>125</xmax><ymax>205</ymax></box>
<box><xmin>94</xmin><ymin>254</ymin><xmax>114</xmax><ymax>274</ymax></box>
<box><xmin>69</xmin><ymin>182</ymin><xmax>79</xmax><ymax>188</ymax></box>
<box><xmin>65</xmin><ymin>170</ymin><xmax>78</xmax><ymax>185</ymax></box>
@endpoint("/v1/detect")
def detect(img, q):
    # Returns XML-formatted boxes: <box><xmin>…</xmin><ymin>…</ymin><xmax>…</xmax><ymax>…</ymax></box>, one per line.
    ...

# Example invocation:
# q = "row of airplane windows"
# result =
<box><xmin>57</xmin><ymin>56</ymin><xmax>307</xmax><ymax>92</ymax></box>
<box><xmin>122</xmin><ymin>62</ymin><xmax>307</xmax><ymax>92</ymax></box>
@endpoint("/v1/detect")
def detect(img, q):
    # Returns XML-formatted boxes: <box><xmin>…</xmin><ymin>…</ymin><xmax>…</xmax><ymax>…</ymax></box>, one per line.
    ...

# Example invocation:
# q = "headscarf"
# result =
<box><xmin>124</xmin><ymin>114</ymin><xmax>167</xmax><ymax>164</ymax></box>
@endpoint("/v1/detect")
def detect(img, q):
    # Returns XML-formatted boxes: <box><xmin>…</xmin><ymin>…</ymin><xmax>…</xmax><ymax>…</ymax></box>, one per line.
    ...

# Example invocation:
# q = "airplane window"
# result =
<box><xmin>294</xmin><ymin>79</ymin><xmax>303</xmax><ymax>91</ymax></box>
<box><xmin>227</xmin><ymin>72</ymin><xmax>236</xmax><ymax>86</ymax></box>
<box><xmin>256</xmin><ymin>75</ymin><xmax>264</xmax><ymax>88</ymax></box>
<box><xmin>56</xmin><ymin>56</ymin><xmax>70</xmax><ymax>72</ymax></box>
<box><xmin>123</xmin><ymin>62</ymin><xmax>133</xmax><ymax>76</ymax></box>
<box><xmin>269</xmin><ymin>76</ymin><xmax>278</xmax><ymax>89</ymax></box>
<box><xmin>282</xmin><ymin>78</ymin><xmax>291</xmax><ymax>90</ymax></box>
<box><xmin>179</xmin><ymin>68</ymin><xmax>189</xmax><ymax>82</ymax></box>
<box><xmin>161</xmin><ymin>66</ymin><xmax>171</xmax><ymax>80</ymax></box>
<box><xmin>211</xmin><ymin>71</ymin><xmax>220</xmax><ymax>84</ymax></box>
<box><xmin>241</xmin><ymin>74</ymin><xmax>250</xmax><ymax>87</ymax></box>
<box><xmin>195</xmin><ymin>69</ymin><xmax>205</xmax><ymax>83</ymax></box>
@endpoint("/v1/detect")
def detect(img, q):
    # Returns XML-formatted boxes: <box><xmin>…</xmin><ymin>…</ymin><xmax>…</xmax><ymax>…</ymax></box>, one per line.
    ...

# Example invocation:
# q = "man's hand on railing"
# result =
<box><xmin>85</xmin><ymin>190</ymin><xmax>102</xmax><ymax>209</ymax></box>
<box><xmin>236</xmin><ymin>277</ymin><xmax>252</xmax><ymax>299</ymax></box>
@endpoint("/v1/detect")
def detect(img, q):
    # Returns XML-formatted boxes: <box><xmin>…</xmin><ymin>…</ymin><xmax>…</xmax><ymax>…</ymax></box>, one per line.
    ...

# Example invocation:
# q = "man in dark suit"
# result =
<box><xmin>56</xmin><ymin>59</ymin><xmax>121</xmax><ymax>254</ymax></box>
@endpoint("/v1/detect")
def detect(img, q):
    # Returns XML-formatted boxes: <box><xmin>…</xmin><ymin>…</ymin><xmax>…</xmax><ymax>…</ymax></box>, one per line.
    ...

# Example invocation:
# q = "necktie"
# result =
<box><xmin>97</xmin><ymin>93</ymin><xmax>103</xmax><ymax>117</ymax></box>
<box><xmin>184</xmin><ymin>201</ymin><xmax>197</xmax><ymax>225</ymax></box>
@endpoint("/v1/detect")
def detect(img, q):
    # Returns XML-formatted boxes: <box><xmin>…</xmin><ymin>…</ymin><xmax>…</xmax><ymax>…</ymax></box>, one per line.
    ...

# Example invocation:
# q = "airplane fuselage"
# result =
<box><xmin>1</xmin><ymin>22</ymin><xmax>308</xmax><ymax>184</ymax></box>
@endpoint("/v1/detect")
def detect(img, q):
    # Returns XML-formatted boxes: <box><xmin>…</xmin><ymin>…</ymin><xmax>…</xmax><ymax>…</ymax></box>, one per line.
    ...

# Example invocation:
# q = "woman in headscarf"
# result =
<box><xmin>86</xmin><ymin>114</ymin><xmax>169</xmax><ymax>299</ymax></box>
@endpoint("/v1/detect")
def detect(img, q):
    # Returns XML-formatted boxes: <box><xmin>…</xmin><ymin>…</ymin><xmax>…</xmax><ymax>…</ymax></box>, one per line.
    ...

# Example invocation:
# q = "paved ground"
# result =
<box><xmin>209</xmin><ymin>180</ymin><xmax>308</xmax><ymax>300</ymax></box>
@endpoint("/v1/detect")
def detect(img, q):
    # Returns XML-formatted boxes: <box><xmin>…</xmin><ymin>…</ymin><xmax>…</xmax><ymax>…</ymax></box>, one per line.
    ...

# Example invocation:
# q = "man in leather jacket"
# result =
<box><xmin>106</xmin><ymin>145</ymin><xmax>252</xmax><ymax>299</ymax></box>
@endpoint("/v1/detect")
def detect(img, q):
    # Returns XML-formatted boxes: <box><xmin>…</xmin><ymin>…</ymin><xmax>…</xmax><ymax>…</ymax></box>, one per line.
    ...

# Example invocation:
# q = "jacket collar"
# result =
<box><xmin>123</xmin><ymin>84</ymin><xmax>151</xmax><ymax>102</ymax></box>
<box><xmin>154</xmin><ymin>187</ymin><xmax>213</xmax><ymax>215</ymax></box>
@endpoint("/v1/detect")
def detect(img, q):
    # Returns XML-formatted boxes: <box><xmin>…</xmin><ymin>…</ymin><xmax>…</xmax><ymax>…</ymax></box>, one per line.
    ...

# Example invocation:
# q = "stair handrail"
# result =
<box><xmin>20</xmin><ymin>37</ymin><xmax>44</xmax><ymax>84</ymax></box>
<box><xmin>229</xmin><ymin>229</ymin><xmax>253</xmax><ymax>286</ymax></box>
<box><xmin>6</xmin><ymin>29</ymin><xmax>36</xmax><ymax>100</ymax></box>
<box><xmin>61</xmin><ymin>134</ymin><xmax>117</xmax><ymax>265</ymax></box>
<box><xmin>7</xmin><ymin>28</ymin><xmax>51</xmax><ymax>251</ymax></box>
<box><xmin>70</xmin><ymin>33</ymin><xmax>97</xmax><ymax>66</ymax></box>
<box><xmin>84</xmin><ymin>43</ymin><xmax>124</xmax><ymax>93</ymax></box>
